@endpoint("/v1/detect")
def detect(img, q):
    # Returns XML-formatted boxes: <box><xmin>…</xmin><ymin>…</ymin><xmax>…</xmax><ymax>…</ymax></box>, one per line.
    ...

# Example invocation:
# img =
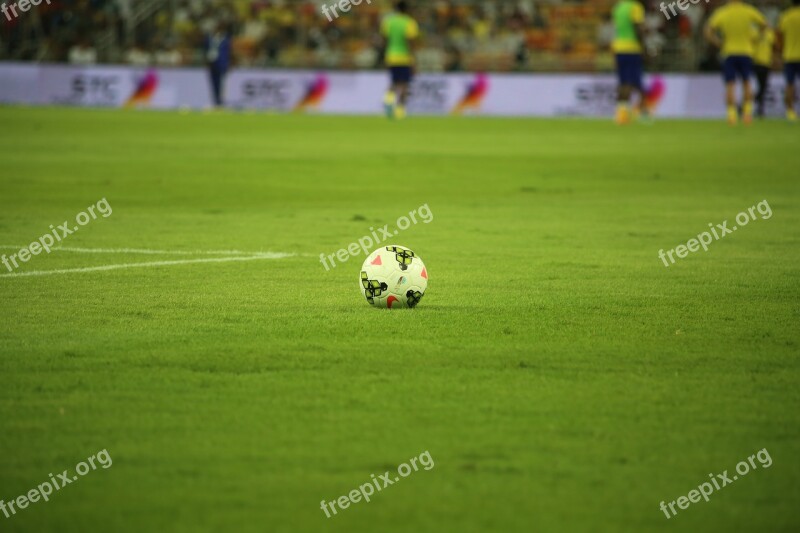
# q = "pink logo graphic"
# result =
<box><xmin>125</xmin><ymin>70</ymin><xmax>158</xmax><ymax>108</ymax></box>
<box><xmin>643</xmin><ymin>76</ymin><xmax>666</xmax><ymax>113</ymax></box>
<box><xmin>294</xmin><ymin>74</ymin><xmax>329</xmax><ymax>112</ymax></box>
<box><xmin>452</xmin><ymin>73</ymin><xmax>489</xmax><ymax>115</ymax></box>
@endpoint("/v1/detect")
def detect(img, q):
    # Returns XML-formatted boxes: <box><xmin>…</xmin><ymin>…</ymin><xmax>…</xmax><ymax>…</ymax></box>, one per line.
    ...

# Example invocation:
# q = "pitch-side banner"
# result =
<box><xmin>0</xmin><ymin>62</ymin><xmax>790</xmax><ymax>118</ymax></box>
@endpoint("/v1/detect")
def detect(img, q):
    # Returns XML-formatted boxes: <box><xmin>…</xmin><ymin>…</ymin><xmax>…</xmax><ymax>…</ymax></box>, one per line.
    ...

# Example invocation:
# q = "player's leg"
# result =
<box><xmin>616</xmin><ymin>84</ymin><xmax>632</xmax><ymax>124</ymax></box>
<box><xmin>396</xmin><ymin>82</ymin><xmax>409</xmax><ymax>111</ymax></box>
<box><xmin>785</xmin><ymin>63</ymin><xmax>798</xmax><ymax>121</ymax></box>
<box><xmin>631</xmin><ymin>54</ymin><xmax>648</xmax><ymax>120</ymax></box>
<box><xmin>740</xmin><ymin>57</ymin><xmax>754</xmax><ymax>124</ymax></box>
<box><xmin>754</xmin><ymin>65</ymin><xmax>768</xmax><ymax>118</ymax></box>
<box><xmin>722</xmin><ymin>57</ymin><xmax>738</xmax><ymax>124</ymax></box>
<box><xmin>209</xmin><ymin>65</ymin><xmax>222</xmax><ymax>108</ymax></box>
<box><xmin>615</xmin><ymin>54</ymin><xmax>633</xmax><ymax>124</ymax></box>
<box><xmin>385</xmin><ymin>68</ymin><xmax>399</xmax><ymax>118</ymax></box>
<box><xmin>724</xmin><ymin>82</ymin><xmax>738</xmax><ymax>124</ymax></box>
<box><xmin>393</xmin><ymin>67</ymin><xmax>412</xmax><ymax>120</ymax></box>
<box><xmin>741</xmin><ymin>80</ymin><xmax>754</xmax><ymax>124</ymax></box>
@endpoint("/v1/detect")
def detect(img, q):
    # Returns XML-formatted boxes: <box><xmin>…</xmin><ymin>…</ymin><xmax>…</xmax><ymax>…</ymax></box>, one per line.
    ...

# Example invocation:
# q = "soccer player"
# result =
<box><xmin>704</xmin><ymin>0</ymin><xmax>767</xmax><ymax>125</ymax></box>
<box><xmin>381</xmin><ymin>1</ymin><xmax>419</xmax><ymax>120</ymax></box>
<box><xmin>778</xmin><ymin>0</ymin><xmax>800</xmax><ymax>121</ymax></box>
<box><xmin>753</xmin><ymin>26</ymin><xmax>775</xmax><ymax>118</ymax></box>
<box><xmin>611</xmin><ymin>0</ymin><xmax>646</xmax><ymax>125</ymax></box>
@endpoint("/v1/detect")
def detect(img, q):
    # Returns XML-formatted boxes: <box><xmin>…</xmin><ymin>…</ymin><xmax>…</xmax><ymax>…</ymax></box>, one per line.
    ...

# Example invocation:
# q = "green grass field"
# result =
<box><xmin>0</xmin><ymin>107</ymin><xmax>798</xmax><ymax>532</ymax></box>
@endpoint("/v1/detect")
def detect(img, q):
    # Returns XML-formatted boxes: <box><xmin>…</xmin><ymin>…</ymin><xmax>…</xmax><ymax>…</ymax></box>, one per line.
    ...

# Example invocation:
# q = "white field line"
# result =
<box><xmin>0</xmin><ymin>253</ymin><xmax>293</xmax><ymax>279</ymax></box>
<box><xmin>0</xmin><ymin>245</ymin><xmax>260</xmax><ymax>256</ymax></box>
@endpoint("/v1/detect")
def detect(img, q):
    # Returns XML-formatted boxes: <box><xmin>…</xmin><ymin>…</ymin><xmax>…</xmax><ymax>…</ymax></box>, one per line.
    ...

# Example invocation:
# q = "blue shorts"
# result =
<box><xmin>615</xmin><ymin>54</ymin><xmax>643</xmax><ymax>88</ymax></box>
<box><xmin>722</xmin><ymin>56</ymin><xmax>753</xmax><ymax>83</ymax></box>
<box><xmin>389</xmin><ymin>66</ymin><xmax>413</xmax><ymax>85</ymax></box>
<box><xmin>785</xmin><ymin>62</ymin><xmax>800</xmax><ymax>84</ymax></box>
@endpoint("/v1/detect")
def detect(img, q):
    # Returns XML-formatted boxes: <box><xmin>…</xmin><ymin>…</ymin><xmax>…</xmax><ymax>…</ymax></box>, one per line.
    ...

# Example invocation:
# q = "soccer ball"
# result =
<box><xmin>360</xmin><ymin>245</ymin><xmax>428</xmax><ymax>309</ymax></box>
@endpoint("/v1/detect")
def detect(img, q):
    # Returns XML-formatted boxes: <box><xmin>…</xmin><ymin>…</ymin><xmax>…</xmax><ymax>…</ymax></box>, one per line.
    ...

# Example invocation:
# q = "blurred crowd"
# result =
<box><xmin>0</xmin><ymin>0</ymin><xmax>789</xmax><ymax>72</ymax></box>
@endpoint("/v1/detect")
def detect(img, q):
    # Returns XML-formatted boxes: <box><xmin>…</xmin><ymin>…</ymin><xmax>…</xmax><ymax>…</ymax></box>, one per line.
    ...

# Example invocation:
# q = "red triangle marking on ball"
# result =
<box><xmin>421</xmin><ymin>267</ymin><xmax>427</xmax><ymax>279</ymax></box>
<box><xmin>371</xmin><ymin>255</ymin><xmax>382</xmax><ymax>265</ymax></box>
<box><xmin>387</xmin><ymin>295</ymin><xmax>398</xmax><ymax>308</ymax></box>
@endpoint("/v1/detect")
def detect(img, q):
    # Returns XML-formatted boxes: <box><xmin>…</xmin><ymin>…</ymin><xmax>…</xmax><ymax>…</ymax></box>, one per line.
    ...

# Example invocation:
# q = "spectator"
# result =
<box><xmin>126</xmin><ymin>42</ymin><xmax>152</xmax><ymax>66</ymax></box>
<box><xmin>154</xmin><ymin>39</ymin><xmax>182</xmax><ymax>66</ymax></box>
<box><xmin>68</xmin><ymin>38</ymin><xmax>98</xmax><ymax>65</ymax></box>
<box><xmin>0</xmin><ymin>0</ymin><xmax>781</xmax><ymax>74</ymax></box>
<box><xmin>204</xmin><ymin>22</ymin><xmax>232</xmax><ymax>108</ymax></box>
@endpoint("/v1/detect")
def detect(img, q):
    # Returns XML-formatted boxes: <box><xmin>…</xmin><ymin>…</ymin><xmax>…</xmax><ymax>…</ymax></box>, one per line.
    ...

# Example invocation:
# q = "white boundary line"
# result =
<box><xmin>0</xmin><ymin>245</ymin><xmax>259</xmax><ymax>256</ymax></box>
<box><xmin>0</xmin><ymin>253</ymin><xmax>294</xmax><ymax>279</ymax></box>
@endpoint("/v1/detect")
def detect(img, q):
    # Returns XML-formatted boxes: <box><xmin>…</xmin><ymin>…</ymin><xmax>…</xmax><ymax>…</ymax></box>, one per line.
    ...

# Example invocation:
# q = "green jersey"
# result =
<box><xmin>381</xmin><ymin>14</ymin><xmax>419</xmax><ymax>66</ymax></box>
<box><xmin>612</xmin><ymin>0</ymin><xmax>645</xmax><ymax>53</ymax></box>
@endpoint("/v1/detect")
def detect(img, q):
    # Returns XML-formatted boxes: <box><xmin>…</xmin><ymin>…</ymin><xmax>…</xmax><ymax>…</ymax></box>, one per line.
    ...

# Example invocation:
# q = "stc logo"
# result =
<box><xmin>71</xmin><ymin>75</ymin><xmax>118</xmax><ymax>101</ymax></box>
<box><xmin>241</xmin><ymin>79</ymin><xmax>292</xmax><ymax>108</ymax></box>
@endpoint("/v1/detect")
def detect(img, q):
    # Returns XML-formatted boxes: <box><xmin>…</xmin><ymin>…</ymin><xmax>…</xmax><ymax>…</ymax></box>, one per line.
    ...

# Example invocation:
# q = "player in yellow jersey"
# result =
<box><xmin>778</xmin><ymin>0</ymin><xmax>800</xmax><ymax>121</ymax></box>
<box><xmin>704</xmin><ymin>0</ymin><xmax>767</xmax><ymax>125</ymax></box>
<box><xmin>753</xmin><ymin>26</ymin><xmax>776</xmax><ymax>118</ymax></box>
<box><xmin>381</xmin><ymin>1</ymin><xmax>419</xmax><ymax>120</ymax></box>
<box><xmin>611</xmin><ymin>0</ymin><xmax>646</xmax><ymax>124</ymax></box>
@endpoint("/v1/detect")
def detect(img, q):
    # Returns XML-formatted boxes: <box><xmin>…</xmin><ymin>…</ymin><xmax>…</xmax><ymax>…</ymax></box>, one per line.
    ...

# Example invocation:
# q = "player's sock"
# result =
<box><xmin>726</xmin><ymin>105</ymin><xmax>738</xmax><ymax>125</ymax></box>
<box><xmin>384</xmin><ymin>91</ymin><xmax>397</xmax><ymax>119</ymax></box>
<box><xmin>615</xmin><ymin>104</ymin><xmax>630</xmax><ymax>125</ymax></box>
<box><xmin>742</xmin><ymin>102</ymin><xmax>753</xmax><ymax>124</ymax></box>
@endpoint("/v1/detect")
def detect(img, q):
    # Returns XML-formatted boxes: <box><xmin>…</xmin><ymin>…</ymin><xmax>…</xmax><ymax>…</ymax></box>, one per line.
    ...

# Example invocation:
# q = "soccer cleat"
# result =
<box><xmin>742</xmin><ymin>102</ymin><xmax>753</xmax><ymax>125</ymax></box>
<box><xmin>394</xmin><ymin>106</ymin><xmax>407</xmax><ymax>120</ymax></box>
<box><xmin>727</xmin><ymin>106</ymin><xmax>738</xmax><ymax>126</ymax></box>
<box><xmin>636</xmin><ymin>105</ymin><xmax>654</xmax><ymax>125</ymax></box>
<box><xmin>615</xmin><ymin>104</ymin><xmax>630</xmax><ymax>125</ymax></box>
<box><xmin>383</xmin><ymin>91</ymin><xmax>397</xmax><ymax>119</ymax></box>
<box><xmin>788</xmin><ymin>110</ymin><xmax>798</xmax><ymax>122</ymax></box>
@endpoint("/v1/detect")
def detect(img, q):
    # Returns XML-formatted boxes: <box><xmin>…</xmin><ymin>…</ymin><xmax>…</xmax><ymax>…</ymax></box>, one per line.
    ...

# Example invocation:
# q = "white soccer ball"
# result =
<box><xmin>360</xmin><ymin>245</ymin><xmax>428</xmax><ymax>309</ymax></box>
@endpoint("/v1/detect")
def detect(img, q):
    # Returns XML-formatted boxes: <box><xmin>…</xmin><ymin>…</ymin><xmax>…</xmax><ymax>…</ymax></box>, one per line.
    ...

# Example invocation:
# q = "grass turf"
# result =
<box><xmin>0</xmin><ymin>107</ymin><xmax>798</xmax><ymax>532</ymax></box>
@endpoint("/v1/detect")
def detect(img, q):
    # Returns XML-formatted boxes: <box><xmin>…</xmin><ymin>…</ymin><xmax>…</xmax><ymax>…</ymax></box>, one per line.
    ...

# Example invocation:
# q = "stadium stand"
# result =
<box><xmin>0</xmin><ymin>0</ymin><xmax>786</xmax><ymax>72</ymax></box>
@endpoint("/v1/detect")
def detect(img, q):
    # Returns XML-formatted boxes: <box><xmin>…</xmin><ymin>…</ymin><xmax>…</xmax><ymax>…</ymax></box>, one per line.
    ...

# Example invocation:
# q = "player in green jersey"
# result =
<box><xmin>612</xmin><ymin>0</ymin><xmax>646</xmax><ymax>124</ymax></box>
<box><xmin>381</xmin><ymin>1</ymin><xmax>419</xmax><ymax>120</ymax></box>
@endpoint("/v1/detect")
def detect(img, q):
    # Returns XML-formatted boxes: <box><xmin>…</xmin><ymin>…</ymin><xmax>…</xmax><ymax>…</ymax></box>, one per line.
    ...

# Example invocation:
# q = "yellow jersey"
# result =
<box><xmin>779</xmin><ymin>6</ymin><xmax>800</xmax><ymax>62</ymax></box>
<box><xmin>708</xmin><ymin>1</ymin><xmax>767</xmax><ymax>57</ymax></box>
<box><xmin>754</xmin><ymin>28</ymin><xmax>775</xmax><ymax>66</ymax></box>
